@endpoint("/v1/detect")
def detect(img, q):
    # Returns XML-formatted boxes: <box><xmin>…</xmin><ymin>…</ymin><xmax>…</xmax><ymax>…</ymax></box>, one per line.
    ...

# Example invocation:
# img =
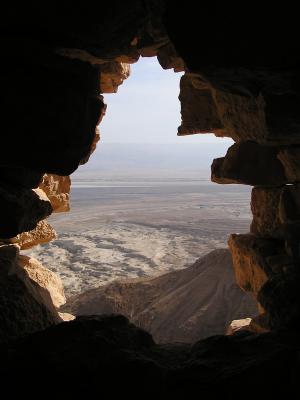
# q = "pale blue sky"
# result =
<box><xmin>100</xmin><ymin>57</ymin><xmax>232</xmax><ymax>145</ymax></box>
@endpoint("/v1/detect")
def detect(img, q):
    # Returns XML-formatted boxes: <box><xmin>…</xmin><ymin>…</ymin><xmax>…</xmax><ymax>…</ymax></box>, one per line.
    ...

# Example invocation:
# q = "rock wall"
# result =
<box><xmin>0</xmin><ymin>3</ymin><xmax>299</xmax><ymax>391</ymax></box>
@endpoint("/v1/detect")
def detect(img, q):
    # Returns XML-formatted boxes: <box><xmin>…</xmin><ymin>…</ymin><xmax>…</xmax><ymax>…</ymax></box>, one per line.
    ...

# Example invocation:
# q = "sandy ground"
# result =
<box><xmin>25</xmin><ymin>171</ymin><xmax>252</xmax><ymax>296</ymax></box>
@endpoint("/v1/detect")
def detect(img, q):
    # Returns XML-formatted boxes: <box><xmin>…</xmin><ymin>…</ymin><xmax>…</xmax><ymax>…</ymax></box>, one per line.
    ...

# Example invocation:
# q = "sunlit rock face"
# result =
<box><xmin>99</xmin><ymin>62</ymin><xmax>130</xmax><ymax>93</ymax></box>
<box><xmin>6</xmin><ymin>220</ymin><xmax>57</xmax><ymax>250</ymax></box>
<box><xmin>17</xmin><ymin>255</ymin><xmax>66</xmax><ymax>310</ymax></box>
<box><xmin>39</xmin><ymin>174</ymin><xmax>71</xmax><ymax>213</ymax></box>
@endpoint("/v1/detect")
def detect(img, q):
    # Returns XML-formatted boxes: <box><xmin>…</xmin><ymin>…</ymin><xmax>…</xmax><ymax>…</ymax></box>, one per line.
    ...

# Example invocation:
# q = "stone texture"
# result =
<box><xmin>39</xmin><ymin>174</ymin><xmax>71</xmax><ymax>213</ymax></box>
<box><xmin>0</xmin><ymin>186</ymin><xmax>52</xmax><ymax>238</ymax></box>
<box><xmin>211</xmin><ymin>141</ymin><xmax>287</xmax><ymax>186</ymax></box>
<box><xmin>251</xmin><ymin>186</ymin><xmax>283</xmax><ymax>237</ymax></box>
<box><xmin>17</xmin><ymin>255</ymin><xmax>66</xmax><ymax>309</ymax></box>
<box><xmin>228</xmin><ymin>234</ymin><xmax>285</xmax><ymax>294</ymax></box>
<box><xmin>64</xmin><ymin>249</ymin><xmax>258</xmax><ymax>343</ymax></box>
<box><xmin>178</xmin><ymin>74</ymin><xmax>224</xmax><ymax>136</ymax></box>
<box><xmin>258</xmin><ymin>272</ymin><xmax>300</xmax><ymax>330</ymax></box>
<box><xmin>251</xmin><ymin>184</ymin><xmax>300</xmax><ymax>238</ymax></box>
<box><xmin>7</xmin><ymin>220</ymin><xmax>57</xmax><ymax>250</ymax></box>
<box><xmin>211</xmin><ymin>89</ymin><xmax>268</xmax><ymax>142</ymax></box>
<box><xmin>157</xmin><ymin>41</ymin><xmax>184</xmax><ymax>72</ymax></box>
<box><xmin>278</xmin><ymin>147</ymin><xmax>300</xmax><ymax>182</ymax></box>
<box><xmin>99</xmin><ymin>61</ymin><xmax>130</xmax><ymax>93</ymax></box>
<box><xmin>0</xmin><ymin>245</ymin><xmax>60</xmax><ymax>343</ymax></box>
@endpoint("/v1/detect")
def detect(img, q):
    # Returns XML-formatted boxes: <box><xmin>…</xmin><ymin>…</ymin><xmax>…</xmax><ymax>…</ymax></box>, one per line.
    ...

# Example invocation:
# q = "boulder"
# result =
<box><xmin>226</xmin><ymin>318</ymin><xmax>252</xmax><ymax>335</ymax></box>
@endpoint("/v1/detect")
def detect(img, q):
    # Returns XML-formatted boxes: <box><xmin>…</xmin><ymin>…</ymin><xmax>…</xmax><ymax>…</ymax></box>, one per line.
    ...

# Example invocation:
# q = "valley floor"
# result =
<box><xmin>25</xmin><ymin>171</ymin><xmax>251</xmax><ymax>296</ymax></box>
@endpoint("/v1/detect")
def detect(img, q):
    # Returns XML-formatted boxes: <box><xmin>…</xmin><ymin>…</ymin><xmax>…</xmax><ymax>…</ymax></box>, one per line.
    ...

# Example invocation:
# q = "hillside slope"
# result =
<box><xmin>64</xmin><ymin>249</ymin><xmax>258</xmax><ymax>343</ymax></box>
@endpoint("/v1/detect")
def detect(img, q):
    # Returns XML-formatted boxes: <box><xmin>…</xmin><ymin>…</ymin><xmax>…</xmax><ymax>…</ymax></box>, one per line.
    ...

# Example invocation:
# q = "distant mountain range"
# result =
<box><xmin>77</xmin><ymin>142</ymin><xmax>232</xmax><ymax>172</ymax></box>
<box><xmin>64</xmin><ymin>249</ymin><xmax>258</xmax><ymax>343</ymax></box>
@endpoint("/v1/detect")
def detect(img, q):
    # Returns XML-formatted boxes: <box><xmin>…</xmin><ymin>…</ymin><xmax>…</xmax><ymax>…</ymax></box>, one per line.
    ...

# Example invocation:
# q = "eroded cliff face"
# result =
<box><xmin>0</xmin><ymin>1</ymin><xmax>300</xmax><ymax>395</ymax></box>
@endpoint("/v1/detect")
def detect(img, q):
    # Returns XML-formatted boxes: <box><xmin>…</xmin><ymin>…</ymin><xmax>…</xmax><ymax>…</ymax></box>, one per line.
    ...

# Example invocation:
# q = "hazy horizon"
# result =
<box><xmin>76</xmin><ymin>142</ymin><xmax>231</xmax><ymax>174</ymax></box>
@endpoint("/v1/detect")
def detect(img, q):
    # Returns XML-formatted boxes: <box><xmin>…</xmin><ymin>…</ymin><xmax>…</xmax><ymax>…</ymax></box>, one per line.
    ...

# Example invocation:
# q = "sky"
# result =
<box><xmin>100</xmin><ymin>57</ymin><xmax>232</xmax><ymax>145</ymax></box>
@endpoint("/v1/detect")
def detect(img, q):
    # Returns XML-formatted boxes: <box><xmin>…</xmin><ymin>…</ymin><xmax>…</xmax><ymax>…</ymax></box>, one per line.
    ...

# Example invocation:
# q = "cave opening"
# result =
<box><xmin>23</xmin><ymin>56</ymin><xmax>257</xmax><ymax>343</ymax></box>
<box><xmin>1</xmin><ymin>3</ymin><xmax>300</xmax><ymax>394</ymax></box>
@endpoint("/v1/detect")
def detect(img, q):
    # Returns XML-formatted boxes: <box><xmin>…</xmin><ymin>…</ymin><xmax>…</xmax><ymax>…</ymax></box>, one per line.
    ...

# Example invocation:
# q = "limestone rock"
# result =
<box><xmin>0</xmin><ymin>186</ymin><xmax>52</xmax><ymax>238</ymax></box>
<box><xmin>59</xmin><ymin>312</ymin><xmax>75</xmax><ymax>321</ymax></box>
<box><xmin>0</xmin><ymin>245</ymin><xmax>60</xmax><ymax>343</ymax></box>
<box><xmin>251</xmin><ymin>186</ymin><xmax>283</xmax><ymax>237</ymax></box>
<box><xmin>278</xmin><ymin>147</ymin><xmax>300</xmax><ymax>182</ymax></box>
<box><xmin>157</xmin><ymin>41</ymin><xmax>184</xmax><ymax>72</ymax></box>
<box><xmin>178</xmin><ymin>74</ymin><xmax>224</xmax><ymax>136</ymax></box>
<box><xmin>211</xmin><ymin>141</ymin><xmax>287</xmax><ymax>186</ymax></box>
<box><xmin>211</xmin><ymin>89</ymin><xmax>268</xmax><ymax>142</ymax></box>
<box><xmin>226</xmin><ymin>318</ymin><xmax>252</xmax><ymax>335</ymax></box>
<box><xmin>39</xmin><ymin>174</ymin><xmax>71</xmax><ymax>213</ymax></box>
<box><xmin>258</xmin><ymin>272</ymin><xmax>300</xmax><ymax>330</ymax></box>
<box><xmin>228</xmin><ymin>234</ymin><xmax>280</xmax><ymax>294</ymax></box>
<box><xmin>17</xmin><ymin>255</ymin><xmax>66</xmax><ymax>309</ymax></box>
<box><xmin>63</xmin><ymin>249</ymin><xmax>258</xmax><ymax>343</ymax></box>
<box><xmin>7</xmin><ymin>220</ymin><xmax>56</xmax><ymax>249</ymax></box>
<box><xmin>99</xmin><ymin>61</ymin><xmax>130</xmax><ymax>93</ymax></box>
<box><xmin>251</xmin><ymin>184</ymin><xmax>300</xmax><ymax>238</ymax></box>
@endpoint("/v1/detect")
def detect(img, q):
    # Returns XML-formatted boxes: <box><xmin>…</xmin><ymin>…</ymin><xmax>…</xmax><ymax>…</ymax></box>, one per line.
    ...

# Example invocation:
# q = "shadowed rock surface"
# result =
<box><xmin>64</xmin><ymin>249</ymin><xmax>258</xmax><ymax>342</ymax></box>
<box><xmin>0</xmin><ymin>315</ymin><xmax>298</xmax><ymax>398</ymax></box>
<box><xmin>0</xmin><ymin>245</ymin><xmax>61</xmax><ymax>343</ymax></box>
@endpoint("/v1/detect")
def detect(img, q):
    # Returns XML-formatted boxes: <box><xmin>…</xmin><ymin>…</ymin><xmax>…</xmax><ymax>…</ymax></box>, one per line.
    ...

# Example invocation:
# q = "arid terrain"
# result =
<box><xmin>64</xmin><ymin>248</ymin><xmax>258</xmax><ymax>342</ymax></box>
<box><xmin>26</xmin><ymin>168</ymin><xmax>251</xmax><ymax>297</ymax></box>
